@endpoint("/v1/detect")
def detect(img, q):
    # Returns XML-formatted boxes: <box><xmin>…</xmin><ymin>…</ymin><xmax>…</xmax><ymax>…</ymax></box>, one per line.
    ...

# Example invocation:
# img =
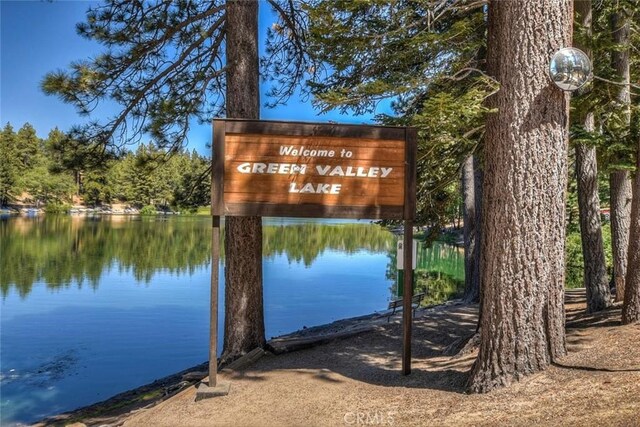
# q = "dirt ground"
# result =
<box><xmin>96</xmin><ymin>289</ymin><xmax>637</xmax><ymax>427</ymax></box>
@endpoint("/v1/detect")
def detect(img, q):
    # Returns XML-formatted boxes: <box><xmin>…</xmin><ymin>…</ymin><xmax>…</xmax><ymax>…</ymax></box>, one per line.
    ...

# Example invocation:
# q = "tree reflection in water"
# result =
<box><xmin>1</xmin><ymin>217</ymin><xmax>393</xmax><ymax>298</ymax></box>
<box><xmin>1</xmin><ymin>216</ymin><xmax>464</xmax><ymax>304</ymax></box>
<box><xmin>386</xmin><ymin>240</ymin><xmax>465</xmax><ymax>305</ymax></box>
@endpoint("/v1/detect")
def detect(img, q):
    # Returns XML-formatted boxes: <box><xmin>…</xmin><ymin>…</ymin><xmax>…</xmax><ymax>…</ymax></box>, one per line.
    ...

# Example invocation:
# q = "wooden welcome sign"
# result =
<box><xmin>201</xmin><ymin>119</ymin><xmax>417</xmax><ymax>398</ymax></box>
<box><xmin>212</xmin><ymin>119</ymin><xmax>416</xmax><ymax>220</ymax></box>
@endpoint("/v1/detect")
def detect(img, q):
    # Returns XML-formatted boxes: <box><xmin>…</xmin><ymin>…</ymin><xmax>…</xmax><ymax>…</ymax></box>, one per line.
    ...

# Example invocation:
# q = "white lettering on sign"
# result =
<box><xmin>315</xmin><ymin>165</ymin><xmax>393</xmax><ymax>178</ymax></box>
<box><xmin>279</xmin><ymin>145</ymin><xmax>336</xmax><ymax>157</ymax></box>
<box><xmin>237</xmin><ymin>163</ymin><xmax>307</xmax><ymax>175</ymax></box>
<box><xmin>234</xmin><ymin>147</ymin><xmax>396</xmax><ymax>196</ymax></box>
<box><xmin>289</xmin><ymin>183</ymin><xmax>342</xmax><ymax>194</ymax></box>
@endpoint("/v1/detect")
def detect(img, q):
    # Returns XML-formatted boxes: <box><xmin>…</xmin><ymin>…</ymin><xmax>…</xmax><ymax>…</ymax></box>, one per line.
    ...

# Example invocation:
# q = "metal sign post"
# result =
<box><xmin>195</xmin><ymin>215</ymin><xmax>230</xmax><ymax>399</ymax></box>
<box><xmin>402</xmin><ymin>220</ymin><xmax>413</xmax><ymax>375</ymax></box>
<box><xmin>209</xmin><ymin>216</ymin><xmax>220</xmax><ymax>387</ymax></box>
<box><xmin>196</xmin><ymin>124</ymin><xmax>230</xmax><ymax>399</ymax></box>
<box><xmin>402</xmin><ymin>127</ymin><xmax>417</xmax><ymax>376</ymax></box>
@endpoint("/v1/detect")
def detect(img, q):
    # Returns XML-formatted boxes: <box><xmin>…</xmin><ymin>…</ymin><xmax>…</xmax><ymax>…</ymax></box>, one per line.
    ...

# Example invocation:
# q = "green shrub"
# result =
<box><xmin>44</xmin><ymin>202</ymin><xmax>71</xmax><ymax>214</ymax></box>
<box><xmin>139</xmin><ymin>205</ymin><xmax>157</xmax><ymax>215</ymax></box>
<box><xmin>176</xmin><ymin>205</ymin><xmax>198</xmax><ymax>215</ymax></box>
<box><xmin>196</xmin><ymin>206</ymin><xmax>211</xmax><ymax>215</ymax></box>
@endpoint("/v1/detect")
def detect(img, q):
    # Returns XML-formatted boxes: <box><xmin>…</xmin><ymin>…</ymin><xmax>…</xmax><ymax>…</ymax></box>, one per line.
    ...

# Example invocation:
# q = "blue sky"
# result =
<box><xmin>0</xmin><ymin>1</ymin><xmax>392</xmax><ymax>156</ymax></box>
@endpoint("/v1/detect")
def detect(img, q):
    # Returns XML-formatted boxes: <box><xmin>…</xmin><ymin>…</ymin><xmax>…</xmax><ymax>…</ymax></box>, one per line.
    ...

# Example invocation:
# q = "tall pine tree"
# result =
<box><xmin>40</xmin><ymin>1</ymin><xmax>311</xmax><ymax>361</ymax></box>
<box><xmin>572</xmin><ymin>0</ymin><xmax>611</xmax><ymax>312</ymax></box>
<box><xmin>467</xmin><ymin>0</ymin><xmax>571</xmax><ymax>392</ymax></box>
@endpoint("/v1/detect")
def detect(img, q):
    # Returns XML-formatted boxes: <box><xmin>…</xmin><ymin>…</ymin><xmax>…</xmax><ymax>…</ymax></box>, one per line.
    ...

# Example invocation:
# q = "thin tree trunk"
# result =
<box><xmin>474</xmin><ymin>157</ymin><xmax>483</xmax><ymax>284</ymax></box>
<box><xmin>610</xmin><ymin>9</ymin><xmax>632</xmax><ymax>302</ymax></box>
<box><xmin>622</xmin><ymin>143</ymin><xmax>640</xmax><ymax>323</ymax></box>
<box><xmin>462</xmin><ymin>155</ymin><xmax>476</xmax><ymax>300</ymax></box>
<box><xmin>462</xmin><ymin>155</ymin><xmax>481</xmax><ymax>303</ymax></box>
<box><xmin>473</xmin><ymin>155</ymin><xmax>483</xmax><ymax>324</ymax></box>
<box><xmin>221</xmin><ymin>0</ymin><xmax>265</xmax><ymax>364</ymax></box>
<box><xmin>467</xmin><ymin>0</ymin><xmax>570</xmax><ymax>393</ymax></box>
<box><xmin>576</xmin><ymin>142</ymin><xmax>611</xmax><ymax>311</ymax></box>
<box><xmin>574</xmin><ymin>0</ymin><xmax>610</xmax><ymax>312</ymax></box>
<box><xmin>611</xmin><ymin>172</ymin><xmax>632</xmax><ymax>301</ymax></box>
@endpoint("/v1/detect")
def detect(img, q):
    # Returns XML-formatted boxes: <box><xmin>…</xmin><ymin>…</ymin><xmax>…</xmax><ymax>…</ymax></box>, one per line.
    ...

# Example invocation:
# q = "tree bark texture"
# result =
<box><xmin>467</xmin><ymin>0</ymin><xmax>571</xmax><ymax>393</ymax></box>
<box><xmin>463</xmin><ymin>155</ymin><xmax>482</xmax><ymax>303</ymax></box>
<box><xmin>474</xmin><ymin>156</ymin><xmax>484</xmax><ymax>325</ymax></box>
<box><xmin>473</xmin><ymin>155</ymin><xmax>484</xmax><ymax>304</ymax></box>
<box><xmin>576</xmin><ymin>141</ymin><xmax>611</xmax><ymax>312</ymax></box>
<box><xmin>610</xmin><ymin>9</ymin><xmax>632</xmax><ymax>302</ymax></box>
<box><xmin>222</xmin><ymin>0</ymin><xmax>265</xmax><ymax>363</ymax></box>
<box><xmin>622</xmin><ymin>146</ymin><xmax>640</xmax><ymax>324</ymax></box>
<box><xmin>611</xmin><ymin>171</ymin><xmax>632</xmax><ymax>301</ymax></box>
<box><xmin>573</xmin><ymin>0</ymin><xmax>610</xmax><ymax>312</ymax></box>
<box><xmin>462</xmin><ymin>155</ymin><xmax>476</xmax><ymax>301</ymax></box>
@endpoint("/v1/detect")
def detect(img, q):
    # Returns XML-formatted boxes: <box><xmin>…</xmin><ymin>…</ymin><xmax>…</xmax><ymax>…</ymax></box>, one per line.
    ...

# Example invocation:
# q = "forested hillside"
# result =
<box><xmin>0</xmin><ymin>122</ymin><xmax>210</xmax><ymax>211</ymax></box>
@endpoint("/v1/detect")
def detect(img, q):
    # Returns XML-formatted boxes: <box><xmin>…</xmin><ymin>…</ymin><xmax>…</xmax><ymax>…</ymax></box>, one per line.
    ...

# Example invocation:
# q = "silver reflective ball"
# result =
<box><xmin>549</xmin><ymin>47</ymin><xmax>592</xmax><ymax>91</ymax></box>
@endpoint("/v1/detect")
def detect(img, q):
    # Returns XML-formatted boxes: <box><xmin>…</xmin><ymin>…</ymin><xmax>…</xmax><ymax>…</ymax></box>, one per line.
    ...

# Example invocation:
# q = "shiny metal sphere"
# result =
<box><xmin>549</xmin><ymin>47</ymin><xmax>592</xmax><ymax>91</ymax></box>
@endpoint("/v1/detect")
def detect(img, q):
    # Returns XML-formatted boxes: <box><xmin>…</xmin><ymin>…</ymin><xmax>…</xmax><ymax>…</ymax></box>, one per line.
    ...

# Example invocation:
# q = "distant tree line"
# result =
<box><xmin>0</xmin><ymin>122</ymin><xmax>210</xmax><ymax>210</ymax></box>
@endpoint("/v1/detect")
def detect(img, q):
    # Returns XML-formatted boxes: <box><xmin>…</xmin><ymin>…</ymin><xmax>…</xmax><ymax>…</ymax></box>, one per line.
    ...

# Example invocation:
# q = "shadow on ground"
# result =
<box><xmin>243</xmin><ymin>303</ymin><xmax>479</xmax><ymax>393</ymax></box>
<box><xmin>245</xmin><ymin>289</ymin><xmax>638</xmax><ymax>393</ymax></box>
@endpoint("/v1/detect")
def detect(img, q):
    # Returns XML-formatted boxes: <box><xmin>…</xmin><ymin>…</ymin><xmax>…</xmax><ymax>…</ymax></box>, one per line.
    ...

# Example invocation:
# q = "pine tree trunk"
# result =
<box><xmin>611</xmin><ymin>171</ymin><xmax>632</xmax><ymax>301</ymax></box>
<box><xmin>574</xmin><ymin>0</ymin><xmax>610</xmax><ymax>312</ymax></box>
<box><xmin>462</xmin><ymin>155</ymin><xmax>481</xmax><ymax>303</ymax></box>
<box><xmin>576</xmin><ymin>142</ymin><xmax>611</xmax><ymax>311</ymax></box>
<box><xmin>474</xmin><ymin>156</ymin><xmax>483</xmax><ymax>302</ymax></box>
<box><xmin>610</xmin><ymin>9</ymin><xmax>632</xmax><ymax>302</ymax></box>
<box><xmin>622</xmin><ymin>142</ymin><xmax>640</xmax><ymax>324</ymax></box>
<box><xmin>467</xmin><ymin>0</ymin><xmax>570</xmax><ymax>393</ymax></box>
<box><xmin>221</xmin><ymin>0</ymin><xmax>265</xmax><ymax>363</ymax></box>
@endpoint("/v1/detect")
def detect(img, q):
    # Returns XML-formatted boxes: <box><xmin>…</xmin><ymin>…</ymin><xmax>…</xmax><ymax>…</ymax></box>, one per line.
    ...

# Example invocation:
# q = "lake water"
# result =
<box><xmin>0</xmin><ymin>216</ymin><xmax>464</xmax><ymax>425</ymax></box>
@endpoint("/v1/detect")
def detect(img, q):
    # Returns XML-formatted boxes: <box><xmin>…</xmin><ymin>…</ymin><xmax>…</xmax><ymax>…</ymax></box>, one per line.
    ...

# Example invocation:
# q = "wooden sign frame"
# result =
<box><xmin>212</xmin><ymin>119</ymin><xmax>416</xmax><ymax>220</ymax></box>
<box><xmin>203</xmin><ymin>119</ymin><xmax>417</xmax><ymax>396</ymax></box>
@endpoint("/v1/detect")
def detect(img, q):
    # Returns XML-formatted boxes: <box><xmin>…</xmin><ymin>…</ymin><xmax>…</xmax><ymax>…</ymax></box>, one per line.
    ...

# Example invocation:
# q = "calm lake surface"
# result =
<box><xmin>0</xmin><ymin>215</ymin><xmax>463</xmax><ymax>425</ymax></box>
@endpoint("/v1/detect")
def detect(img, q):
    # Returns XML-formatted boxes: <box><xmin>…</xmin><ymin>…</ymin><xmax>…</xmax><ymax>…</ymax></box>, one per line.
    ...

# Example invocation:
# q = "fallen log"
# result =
<box><xmin>266</xmin><ymin>325</ymin><xmax>378</xmax><ymax>355</ymax></box>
